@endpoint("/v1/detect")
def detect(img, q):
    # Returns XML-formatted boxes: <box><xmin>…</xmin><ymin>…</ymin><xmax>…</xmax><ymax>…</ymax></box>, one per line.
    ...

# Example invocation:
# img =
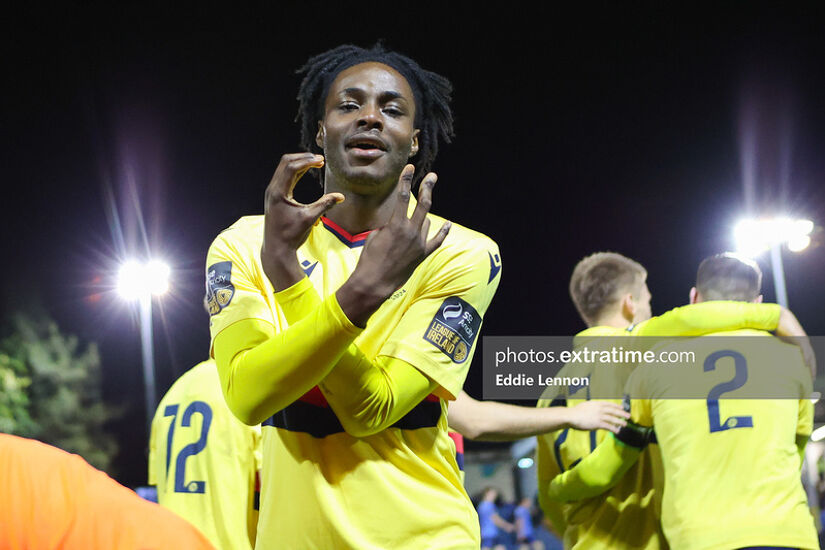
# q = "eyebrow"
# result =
<box><xmin>340</xmin><ymin>87</ymin><xmax>407</xmax><ymax>102</ymax></box>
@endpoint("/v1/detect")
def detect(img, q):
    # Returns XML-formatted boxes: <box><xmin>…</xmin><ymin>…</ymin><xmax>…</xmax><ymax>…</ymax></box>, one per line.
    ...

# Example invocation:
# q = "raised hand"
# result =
<box><xmin>565</xmin><ymin>400</ymin><xmax>631</xmax><ymax>434</ymax></box>
<box><xmin>338</xmin><ymin>164</ymin><xmax>451</xmax><ymax>327</ymax></box>
<box><xmin>261</xmin><ymin>153</ymin><xmax>344</xmax><ymax>291</ymax></box>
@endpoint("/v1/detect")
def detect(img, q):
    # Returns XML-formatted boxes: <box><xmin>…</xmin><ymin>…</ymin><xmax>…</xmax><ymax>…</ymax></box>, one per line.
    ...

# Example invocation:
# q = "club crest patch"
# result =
<box><xmin>206</xmin><ymin>261</ymin><xmax>235</xmax><ymax>316</ymax></box>
<box><xmin>423</xmin><ymin>297</ymin><xmax>482</xmax><ymax>364</ymax></box>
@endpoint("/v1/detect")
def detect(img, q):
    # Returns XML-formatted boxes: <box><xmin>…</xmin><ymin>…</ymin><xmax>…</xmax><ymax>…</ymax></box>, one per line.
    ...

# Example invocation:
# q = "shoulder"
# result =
<box><xmin>162</xmin><ymin>360</ymin><xmax>223</xmax><ymax>403</ymax></box>
<box><xmin>424</xmin><ymin>213</ymin><xmax>501</xmax><ymax>275</ymax></box>
<box><xmin>430</xmin><ymin>213</ymin><xmax>499</xmax><ymax>254</ymax></box>
<box><xmin>209</xmin><ymin>216</ymin><xmax>264</xmax><ymax>249</ymax></box>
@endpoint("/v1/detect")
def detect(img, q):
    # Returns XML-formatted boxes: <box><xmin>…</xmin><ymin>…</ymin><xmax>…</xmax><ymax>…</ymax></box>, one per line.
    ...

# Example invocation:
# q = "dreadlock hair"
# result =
<box><xmin>296</xmin><ymin>43</ymin><xmax>454</xmax><ymax>186</ymax></box>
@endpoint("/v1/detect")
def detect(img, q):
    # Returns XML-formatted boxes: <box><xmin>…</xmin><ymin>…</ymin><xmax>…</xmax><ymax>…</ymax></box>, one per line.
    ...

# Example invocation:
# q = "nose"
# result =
<box><xmin>357</xmin><ymin>102</ymin><xmax>383</xmax><ymax>130</ymax></box>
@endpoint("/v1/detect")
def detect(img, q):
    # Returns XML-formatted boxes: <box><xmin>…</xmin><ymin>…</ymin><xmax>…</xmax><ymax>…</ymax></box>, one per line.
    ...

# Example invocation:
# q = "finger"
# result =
<box><xmin>410</xmin><ymin>172</ymin><xmax>437</xmax><ymax>227</ymax></box>
<box><xmin>601</xmin><ymin>402</ymin><xmax>631</xmax><ymax>417</ymax></box>
<box><xmin>266</xmin><ymin>153</ymin><xmax>320</xmax><ymax>200</ymax></box>
<box><xmin>424</xmin><ymin>221</ymin><xmax>451</xmax><ymax>256</ymax></box>
<box><xmin>420</xmin><ymin>217</ymin><xmax>431</xmax><ymax>243</ymax></box>
<box><xmin>305</xmin><ymin>192</ymin><xmax>345</xmax><ymax>221</ymax></box>
<box><xmin>390</xmin><ymin>165</ymin><xmax>415</xmax><ymax>224</ymax></box>
<box><xmin>268</xmin><ymin>153</ymin><xmax>324</xmax><ymax>199</ymax></box>
<box><xmin>599</xmin><ymin>417</ymin><xmax>628</xmax><ymax>433</ymax></box>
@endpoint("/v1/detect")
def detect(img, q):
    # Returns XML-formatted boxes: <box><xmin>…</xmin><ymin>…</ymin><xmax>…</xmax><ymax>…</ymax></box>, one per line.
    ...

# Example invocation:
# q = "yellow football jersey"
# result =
<box><xmin>537</xmin><ymin>325</ymin><xmax>666</xmax><ymax>550</ymax></box>
<box><xmin>535</xmin><ymin>302</ymin><xmax>782</xmax><ymax>549</ymax></box>
<box><xmin>626</xmin><ymin>329</ymin><xmax>817</xmax><ymax>550</ymax></box>
<box><xmin>148</xmin><ymin>359</ymin><xmax>261</xmax><ymax>550</ymax></box>
<box><xmin>205</xmin><ymin>208</ymin><xmax>501</xmax><ymax>549</ymax></box>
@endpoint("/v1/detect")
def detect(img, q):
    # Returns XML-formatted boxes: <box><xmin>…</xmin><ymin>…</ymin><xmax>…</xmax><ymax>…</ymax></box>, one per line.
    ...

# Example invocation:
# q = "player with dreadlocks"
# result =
<box><xmin>205</xmin><ymin>43</ymin><xmax>501</xmax><ymax>548</ymax></box>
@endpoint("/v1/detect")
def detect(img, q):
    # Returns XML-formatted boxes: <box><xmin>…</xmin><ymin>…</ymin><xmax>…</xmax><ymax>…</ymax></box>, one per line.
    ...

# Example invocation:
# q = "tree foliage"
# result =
<box><xmin>0</xmin><ymin>312</ymin><xmax>119</xmax><ymax>473</ymax></box>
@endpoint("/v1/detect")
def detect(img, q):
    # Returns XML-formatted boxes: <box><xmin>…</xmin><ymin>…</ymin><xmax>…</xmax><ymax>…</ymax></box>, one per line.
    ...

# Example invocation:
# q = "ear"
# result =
<box><xmin>620</xmin><ymin>293</ymin><xmax>636</xmax><ymax>322</ymax></box>
<box><xmin>689</xmin><ymin>287</ymin><xmax>698</xmax><ymax>304</ymax></box>
<box><xmin>315</xmin><ymin>122</ymin><xmax>325</xmax><ymax>149</ymax></box>
<box><xmin>409</xmin><ymin>129</ymin><xmax>420</xmax><ymax>158</ymax></box>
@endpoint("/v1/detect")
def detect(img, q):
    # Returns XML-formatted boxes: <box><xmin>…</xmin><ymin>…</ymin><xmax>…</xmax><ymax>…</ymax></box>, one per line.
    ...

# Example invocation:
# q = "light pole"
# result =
<box><xmin>117</xmin><ymin>259</ymin><xmax>170</xmax><ymax>432</ymax></box>
<box><xmin>733</xmin><ymin>217</ymin><xmax>814</xmax><ymax>308</ymax></box>
<box><xmin>735</xmin><ymin>217</ymin><xmax>818</xmax><ymax>524</ymax></box>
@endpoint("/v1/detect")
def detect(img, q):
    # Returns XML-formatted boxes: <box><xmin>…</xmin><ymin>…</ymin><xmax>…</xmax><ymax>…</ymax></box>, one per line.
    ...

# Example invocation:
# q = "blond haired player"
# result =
<box><xmin>546</xmin><ymin>253</ymin><xmax>817</xmax><ymax>550</ymax></box>
<box><xmin>536</xmin><ymin>252</ymin><xmax>808</xmax><ymax>549</ymax></box>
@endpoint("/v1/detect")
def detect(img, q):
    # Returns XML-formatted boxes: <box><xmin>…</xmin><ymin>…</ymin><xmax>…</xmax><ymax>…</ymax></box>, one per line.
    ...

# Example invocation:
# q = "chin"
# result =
<box><xmin>333</xmin><ymin>162</ymin><xmax>403</xmax><ymax>194</ymax></box>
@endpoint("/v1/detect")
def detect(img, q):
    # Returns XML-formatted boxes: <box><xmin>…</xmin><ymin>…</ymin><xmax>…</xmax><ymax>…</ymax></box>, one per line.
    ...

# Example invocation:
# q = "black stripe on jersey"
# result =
<box><xmin>263</xmin><ymin>398</ymin><xmax>442</xmax><ymax>438</ymax></box>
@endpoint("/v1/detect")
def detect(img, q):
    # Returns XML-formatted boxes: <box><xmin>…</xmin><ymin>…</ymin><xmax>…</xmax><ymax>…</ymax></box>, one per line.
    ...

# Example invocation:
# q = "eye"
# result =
<box><xmin>338</xmin><ymin>102</ymin><xmax>359</xmax><ymax>112</ymax></box>
<box><xmin>383</xmin><ymin>105</ymin><xmax>405</xmax><ymax>117</ymax></box>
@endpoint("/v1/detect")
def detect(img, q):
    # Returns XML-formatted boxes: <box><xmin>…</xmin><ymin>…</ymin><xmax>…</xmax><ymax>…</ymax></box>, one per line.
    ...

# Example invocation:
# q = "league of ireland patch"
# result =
<box><xmin>206</xmin><ymin>261</ymin><xmax>235</xmax><ymax>315</ymax></box>
<box><xmin>423</xmin><ymin>297</ymin><xmax>482</xmax><ymax>363</ymax></box>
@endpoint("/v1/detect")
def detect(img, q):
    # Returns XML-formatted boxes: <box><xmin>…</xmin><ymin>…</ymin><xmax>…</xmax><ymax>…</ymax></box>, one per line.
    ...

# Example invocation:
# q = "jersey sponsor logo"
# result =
<box><xmin>423</xmin><ymin>297</ymin><xmax>482</xmax><ymax>363</ymax></box>
<box><xmin>488</xmin><ymin>251</ymin><xmax>501</xmax><ymax>283</ymax></box>
<box><xmin>300</xmin><ymin>259</ymin><xmax>318</xmax><ymax>277</ymax></box>
<box><xmin>206</xmin><ymin>261</ymin><xmax>235</xmax><ymax>315</ymax></box>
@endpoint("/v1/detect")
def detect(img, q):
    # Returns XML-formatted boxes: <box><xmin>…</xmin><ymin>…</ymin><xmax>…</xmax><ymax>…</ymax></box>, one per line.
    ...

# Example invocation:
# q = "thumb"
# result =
<box><xmin>307</xmin><ymin>192</ymin><xmax>344</xmax><ymax>219</ymax></box>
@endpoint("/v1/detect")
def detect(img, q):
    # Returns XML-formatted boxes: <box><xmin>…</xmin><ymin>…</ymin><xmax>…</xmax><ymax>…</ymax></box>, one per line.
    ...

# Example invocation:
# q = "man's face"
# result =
<box><xmin>633</xmin><ymin>279</ymin><xmax>653</xmax><ymax>324</ymax></box>
<box><xmin>317</xmin><ymin>62</ymin><xmax>420</xmax><ymax>193</ymax></box>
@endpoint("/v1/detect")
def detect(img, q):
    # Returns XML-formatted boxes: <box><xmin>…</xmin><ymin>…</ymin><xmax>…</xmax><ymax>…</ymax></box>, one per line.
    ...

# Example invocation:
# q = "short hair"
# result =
<box><xmin>569</xmin><ymin>252</ymin><xmax>647</xmax><ymax>326</ymax></box>
<box><xmin>695</xmin><ymin>253</ymin><xmax>762</xmax><ymax>302</ymax></box>
<box><xmin>295</xmin><ymin>43</ymin><xmax>454</xmax><ymax>185</ymax></box>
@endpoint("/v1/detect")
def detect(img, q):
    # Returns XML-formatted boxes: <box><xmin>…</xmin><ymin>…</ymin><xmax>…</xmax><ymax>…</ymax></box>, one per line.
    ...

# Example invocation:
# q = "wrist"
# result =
<box><xmin>337</xmin><ymin>275</ymin><xmax>388</xmax><ymax>328</ymax></box>
<box><xmin>260</xmin><ymin>247</ymin><xmax>303</xmax><ymax>292</ymax></box>
<box><xmin>558</xmin><ymin>407</ymin><xmax>574</xmax><ymax>429</ymax></box>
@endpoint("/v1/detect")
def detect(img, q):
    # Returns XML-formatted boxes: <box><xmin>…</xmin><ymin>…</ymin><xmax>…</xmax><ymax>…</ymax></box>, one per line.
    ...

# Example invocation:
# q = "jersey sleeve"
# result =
<box><xmin>535</xmin><ymin>428</ymin><xmax>568</xmax><ymax>534</ymax></box>
<box><xmin>206</xmin><ymin>229</ymin><xmax>276</xmax><ymax>353</ymax></box>
<box><xmin>632</xmin><ymin>302</ymin><xmax>781</xmax><ymax>336</ymax></box>
<box><xmin>378</xmin><ymin>238</ymin><xmax>501</xmax><ymax>399</ymax></box>
<box><xmin>798</xmin><ymin>400</ymin><xmax>814</xmax><ymax>438</ymax></box>
<box><xmin>546</xmin><ymin>434</ymin><xmax>643</xmax><ymax>502</ymax></box>
<box><xmin>624</xmin><ymin>369</ymin><xmax>654</xmax><ymax>427</ymax></box>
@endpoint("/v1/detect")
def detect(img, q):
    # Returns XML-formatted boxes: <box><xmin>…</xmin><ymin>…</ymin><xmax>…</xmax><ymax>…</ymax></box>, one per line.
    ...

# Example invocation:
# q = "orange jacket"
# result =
<box><xmin>0</xmin><ymin>434</ymin><xmax>215</xmax><ymax>550</ymax></box>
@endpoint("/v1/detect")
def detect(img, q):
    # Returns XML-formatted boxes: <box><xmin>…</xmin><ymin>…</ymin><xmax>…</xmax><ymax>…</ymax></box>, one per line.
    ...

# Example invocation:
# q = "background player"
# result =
<box><xmin>149</xmin><ymin>356</ymin><xmax>261</xmax><ymax>550</ymax></box>
<box><xmin>206</xmin><ymin>44</ymin><xmax>499</xmax><ymax>548</ymax></box>
<box><xmin>535</xmin><ymin>251</ymin><xmax>810</xmax><ymax>549</ymax></box>
<box><xmin>546</xmin><ymin>253</ymin><xmax>818</xmax><ymax>550</ymax></box>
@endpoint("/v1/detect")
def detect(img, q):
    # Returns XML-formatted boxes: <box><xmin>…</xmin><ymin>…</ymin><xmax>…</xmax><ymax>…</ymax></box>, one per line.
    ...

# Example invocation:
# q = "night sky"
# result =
<box><xmin>3</xmin><ymin>5</ymin><xmax>825</xmax><ymax>486</ymax></box>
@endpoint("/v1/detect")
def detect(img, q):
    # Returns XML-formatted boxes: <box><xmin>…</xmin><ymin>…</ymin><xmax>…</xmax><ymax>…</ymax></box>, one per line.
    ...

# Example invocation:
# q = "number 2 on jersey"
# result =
<box><xmin>704</xmin><ymin>350</ymin><xmax>753</xmax><ymax>433</ymax></box>
<box><xmin>164</xmin><ymin>401</ymin><xmax>213</xmax><ymax>493</ymax></box>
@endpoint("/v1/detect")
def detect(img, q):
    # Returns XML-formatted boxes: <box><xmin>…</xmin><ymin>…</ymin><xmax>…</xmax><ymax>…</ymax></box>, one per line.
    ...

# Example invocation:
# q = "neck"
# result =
<box><xmin>591</xmin><ymin>311</ymin><xmax>632</xmax><ymax>329</ymax></box>
<box><xmin>323</xmin><ymin>173</ymin><xmax>400</xmax><ymax>234</ymax></box>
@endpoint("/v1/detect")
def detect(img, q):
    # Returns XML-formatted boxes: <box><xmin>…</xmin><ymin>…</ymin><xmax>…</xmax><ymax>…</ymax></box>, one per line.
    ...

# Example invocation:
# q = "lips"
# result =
<box><xmin>345</xmin><ymin>134</ymin><xmax>388</xmax><ymax>152</ymax></box>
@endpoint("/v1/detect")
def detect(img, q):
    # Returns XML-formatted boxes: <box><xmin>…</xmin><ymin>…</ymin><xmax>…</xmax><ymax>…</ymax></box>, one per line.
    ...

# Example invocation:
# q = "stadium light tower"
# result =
<box><xmin>117</xmin><ymin>259</ymin><xmax>170</xmax><ymax>431</ymax></box>
<box><xmin>733</xmin><ymin>217</ymin><xmax>814</xmax><ymax>308</ymax></box>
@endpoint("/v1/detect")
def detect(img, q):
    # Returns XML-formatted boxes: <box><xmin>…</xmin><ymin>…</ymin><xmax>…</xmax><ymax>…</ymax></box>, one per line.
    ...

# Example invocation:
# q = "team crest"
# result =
<box><xmin>422</xmin><ymin>297</ymin><xmax>482</xmax><ymax>364</ymax></box>
<box><xmin>206</xmin><ymin>261</ymin><xmax>235</xmax><ymax>316</ymax></box>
